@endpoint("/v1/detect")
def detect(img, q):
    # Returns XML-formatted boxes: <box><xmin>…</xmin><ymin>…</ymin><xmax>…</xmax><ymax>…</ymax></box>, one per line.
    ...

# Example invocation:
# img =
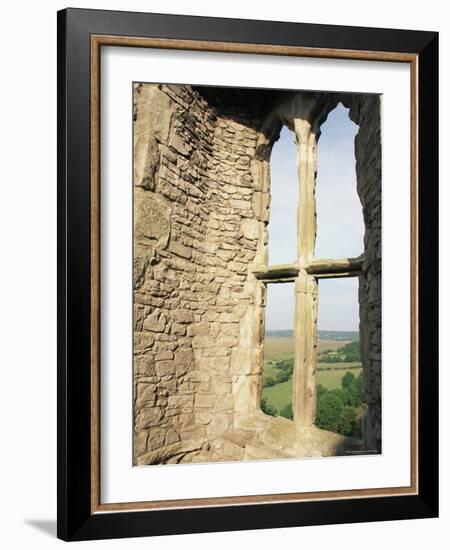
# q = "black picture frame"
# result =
<box><xmin>57</xmin><ymin>7</ymin><xmax>438</xmax><ymax>541</ymax></box>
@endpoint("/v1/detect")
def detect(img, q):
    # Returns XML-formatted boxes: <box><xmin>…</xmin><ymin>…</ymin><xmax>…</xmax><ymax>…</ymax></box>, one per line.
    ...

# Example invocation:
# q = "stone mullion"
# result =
<box><xmin>306</xmin><ymin>255</ymin><xmax>364</xmax><ymax>277</ymax></box>
<box><xmin>293</xmin><ymin>271</ymin><xmax>318</xmax><ymax>428</ymax></box>
<box><xmin>293</xmin><ymin>121</ymin><xmax>319</xmax><ymax>428</ymax></box>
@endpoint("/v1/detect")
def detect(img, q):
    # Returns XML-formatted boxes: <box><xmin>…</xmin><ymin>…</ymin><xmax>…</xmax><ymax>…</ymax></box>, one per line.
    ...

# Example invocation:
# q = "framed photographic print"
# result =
<box><xmin>57</xmin><ymin>8</ymin><xmax>439</xmax><ymax>541</ymax></box>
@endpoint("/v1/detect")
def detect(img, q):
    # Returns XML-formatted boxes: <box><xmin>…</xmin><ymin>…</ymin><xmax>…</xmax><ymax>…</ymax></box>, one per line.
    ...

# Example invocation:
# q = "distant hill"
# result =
<box><xmin>317</xmin><ymin>330</ymin><xmax>359</xmax><ymax>341</ymax></box>
<box><xmin>266</xmin><ymin>329</ymin><xmax>359</xmax><ymax>341</ymax></box>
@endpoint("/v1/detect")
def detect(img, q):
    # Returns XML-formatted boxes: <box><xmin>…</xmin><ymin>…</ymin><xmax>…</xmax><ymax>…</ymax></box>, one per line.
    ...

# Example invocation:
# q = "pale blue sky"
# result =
<box><xmin>266</xmin><ymin>104</ymin><xmax>363</xmax><ymax>332</ymax></box>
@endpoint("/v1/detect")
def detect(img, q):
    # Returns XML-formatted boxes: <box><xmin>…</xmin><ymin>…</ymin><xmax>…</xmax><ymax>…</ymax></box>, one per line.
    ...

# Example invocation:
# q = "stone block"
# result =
<box><xmin>143</xmin><ymin>311</ymin><xmax>167</xmax><ymax>333</ymax></box>
<box><xmin>196</xmin><ymin>356</ymin><xmax>229</xmax><ymax>370</ymax></box>
<box><xmin>155</xmin><ymin>350</ymin><xmax>174</xmax><ymax>361</ymax></box>
<box><xmin>187</xmin><ymin>321</ymin><xmax>210</xmax><ymax>337</ymax></box>
<box><xmin>174</xmin><ymin>348</ymin><xmax>194</xmax><ymax>366</ymax></box>
<box><xmin>195</xmin><ymin>412</ymin><xmax>213</xmax><ymax>425</ymax></box>
<box><xmin>165</xmin><ymin>429</ymin><xmax>180</xmax><ymax>445</ymax></box>
<box><xmin>134</xmin><ymin>355</ymin><xmax>156</xmax><ymax>377</ymax></box>
<box><xmin>192</xmin><ymin>335</ymin><xmax>216</xmax><ymax>349</ymax></box>
<box><xmin>134</xmin><ymin>332</ymin><xmax>155</xmax><ymax>353</ymax></box>
<box><xmin>218</xmin><ymin>312</ymin><xmax>239</xmax><ymax>323</ymax></box>
<box><xmin>156</xmin><ymin>360</ymin><xmax>175</xmax><ymax>377</ymax></box>
<box><xmin>170</xmin><ymin>240</ymin><xmax>192</xmax><ymax>259</ymax></box>
<box><xmin>240</xmin><ymin>219</ymin><xmax>260</xmax><ymax>240</ymax></box>
<box><xmin>133</xmin><ymin>429</ymin><xmax>148</xmax><ymax>457</ymax></box>
<box><xmin>206</xmin><ymin>415</ymin><xmax>230</xmax><ymax>438</ymax></box>
<box><xmin>134</xmin><ymin>188</ymin><xmax>171</xmax><ymax>250</ymax></box>
<box><xmin>171</xmin><ymin>323</ymin><xmax>187</xmax><ymax>336</ymax></box>
<box><xmin>135</xmin><ymin>406</ymin><xmax>164</xmax><ymax>429</ymax></box>
<box><xmin>167</xmin><ymin>394</ymin><xmax>194</xmax><ymax>408</ymax></box>
<box><xmin>195</xmin><ymin>394</ymin><xmax>216</xmax><ymax>408</ymax></box>
<box><xmin>172</xmin><ymin>310</ymin><xmax>194</xmax><ymax>324</ymax></box>
<box><xmin>136</xmin><ymin>382</ymin><xmax>157</xmax><ymax>405</ymax></box>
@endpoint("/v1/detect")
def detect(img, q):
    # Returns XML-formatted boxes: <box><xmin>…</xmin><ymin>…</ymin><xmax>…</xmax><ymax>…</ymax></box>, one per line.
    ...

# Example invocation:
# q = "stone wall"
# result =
<box><xmin>346</xmin><ymin>95</ymin><xmax>382</xmax><ymax>452</ymax></box>
<box><xmin>133</xmin><ymin>84</ymin><xmax>273</xmax><ymax>464</ymax></box>
<box><xmin>133</xmin><ymin>84</ymin><xmax>382</xmax><ymax>464</ymax></box>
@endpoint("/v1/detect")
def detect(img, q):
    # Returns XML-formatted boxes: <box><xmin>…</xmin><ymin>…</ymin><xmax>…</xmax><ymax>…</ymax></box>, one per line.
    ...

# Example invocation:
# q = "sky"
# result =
<box><xmin>265</xmin><ymin>103</ymin><xmax>363</xmax><ymax>332</ymax></box>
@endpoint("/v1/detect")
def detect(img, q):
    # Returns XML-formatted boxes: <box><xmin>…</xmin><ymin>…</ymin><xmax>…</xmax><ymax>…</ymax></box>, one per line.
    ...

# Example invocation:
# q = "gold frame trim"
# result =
<box><xmin>90</xmin><ymin>34</ymin><xmax>419</xmax><ymax>514</ymax></box>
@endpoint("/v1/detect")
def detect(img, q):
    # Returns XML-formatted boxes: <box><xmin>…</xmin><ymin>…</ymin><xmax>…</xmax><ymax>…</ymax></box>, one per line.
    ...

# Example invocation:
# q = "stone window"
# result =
<box><xmin>133</xmin><ymin>84</ymin><xmax>381</xmax><ymax>464</ymax></box>
<box><xmin>254</xmin><ymin>100</ymin><xmax>364</xmax><ymax>429</ymax></box>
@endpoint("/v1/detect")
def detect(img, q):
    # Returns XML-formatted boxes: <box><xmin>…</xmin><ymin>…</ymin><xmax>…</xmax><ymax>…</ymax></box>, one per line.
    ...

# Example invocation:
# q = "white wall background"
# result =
<box><xmin>0</xmin><ymin>1</ymin><xmax>446</xmax><ymax>547</ymax></box>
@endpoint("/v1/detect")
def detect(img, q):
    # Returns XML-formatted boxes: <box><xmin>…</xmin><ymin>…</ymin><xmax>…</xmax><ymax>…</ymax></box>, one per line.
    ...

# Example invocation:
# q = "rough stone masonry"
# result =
<box><xmin>132</xmin><ymin>83</ymin><xmax>382</xmax><ymax>465</ymax></box>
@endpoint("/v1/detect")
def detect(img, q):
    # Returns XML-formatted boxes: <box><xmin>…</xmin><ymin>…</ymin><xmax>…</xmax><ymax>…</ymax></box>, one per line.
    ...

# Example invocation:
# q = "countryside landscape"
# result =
<box><xmin>262</xmin><ymin>330</ymin><xmax>366</xmax><ymax>439</ymax></box>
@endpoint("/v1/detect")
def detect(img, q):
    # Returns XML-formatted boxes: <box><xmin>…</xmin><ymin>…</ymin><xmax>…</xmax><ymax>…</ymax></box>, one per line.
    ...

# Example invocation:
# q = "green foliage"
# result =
<box><xmin>317</xmin><ymin>353</ymin><xmax>345</xmax><ymax>364</ymax></box>
<box><xmin>261</xmin><ymin>340</ymin><xmax>366</xmax><ymax>439</ymax></box>
<box><xmin>260</xmin><ymin>397</ymin><xmax>277</xmax><ymax>417</ymax></box>
<box><xmin>318</xmin><ymin>339</ymin><xmax>361</xmax><ymax>363</ymax></box>
<box><xmin>263</xmin><ymin>377</ymin><xmax>276</xmax><ymax>388</ymax></box>
<box><xmin>316</xmin><ymin>390</ymin><xmax>345</xmax><ymax>433</ymax></box>
<box><xmin>341</xmin><ymin>371</ymin><xmax>356</xmax><ymax>390</ymax></box>
<box><xmin>275</xmin><ymin>369</ymin><xmax>291</xmax><ymax>384</ymax></box>
<box><xmin>279</xmin><ymin>403</ymin><xmax>293</xmax><ymax>420</ymax></box>
<box><xmin>338</xmin><ymin>406</ymin><xmax>358</xmax><ymax>437</ymax></box>
<box><xmin>339</xmin><ymin>340</ymin><xmax>361</xmax><ymax>362</ymax></box>
<box><xmin>315</xmin><ymin>371</ymin><xmax>366</xmax><ymax>438</ymax></box>
<box><xmin>275</xmin><ymin>359</ymin><xmax>294</xmax><ymax>375</ymax></box>
<box><xmin>341</xmin><ymin>371</ymin><xmax>364</xmax><ymax>407</ymax></box>
<box><xmin>317</xmin><ymin>383</ymin><xmax>326</xmax><ymax>397</ymax></box>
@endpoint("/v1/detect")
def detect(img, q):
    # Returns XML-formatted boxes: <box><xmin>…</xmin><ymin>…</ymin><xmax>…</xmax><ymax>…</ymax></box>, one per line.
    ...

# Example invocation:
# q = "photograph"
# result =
<box><xmin>53</xmin><ymin>6</ymin><xmax>439</xmax><ymax>541</ymax></box>
<box><xmin>133</xmin><ymin>83</ymin><xmax>381</xmax><ymax>465</ymax></box>
<box><xmin>0</xmin><ymin>0</ymin><xmax>443</xmax><ymax>546</ymax></box>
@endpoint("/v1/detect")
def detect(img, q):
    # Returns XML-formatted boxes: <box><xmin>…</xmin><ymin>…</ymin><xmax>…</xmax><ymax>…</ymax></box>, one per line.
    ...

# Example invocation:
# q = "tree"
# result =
<box><xmin>338</xmin><ymin>406</ymin><xmax>358</xmax><ymax>437</ymax></box>
<box><xmin>341</xmin><ymin>371</ymin><xmax>356</xmax><ymax>391</ymax></box>
<box><xmin>280</xmin><ymin>403</ymin><xmax>293</xmax><ymax>420</ymax></box>
<box><xmin>263</xmin><ymin>377</ymin><xmax>275</xmax><ymax>388</ymax></box>
<box><xmin>341</xmin><ymin>371</ymin><xmax>363</xmax><ymax>407</ymax></box>
<box><xmin>316</xmin><ymin>390</ymin><xmax>344</xmax><ymax>433</ymax></box>
<box><xmin>275</xmin><ymin>369</ymin><xmax>290</xmax><ymax>384</ymax></box>
<box><xmin>260</xmin><ymin>397</ymin><xmax>277</xmax><ymax>417</ymax></box>
<box><xmin>356</xmin><ymin>372</ymin><xmax>365</xmax><ymax>402</ymax></box>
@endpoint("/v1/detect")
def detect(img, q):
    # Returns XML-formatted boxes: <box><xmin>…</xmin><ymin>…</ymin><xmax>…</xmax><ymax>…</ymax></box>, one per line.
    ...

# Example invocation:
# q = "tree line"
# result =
<box><xmin>261</xmin><ymin>370</ymin><xmax>366</xmax><ymax>439</ymax></box>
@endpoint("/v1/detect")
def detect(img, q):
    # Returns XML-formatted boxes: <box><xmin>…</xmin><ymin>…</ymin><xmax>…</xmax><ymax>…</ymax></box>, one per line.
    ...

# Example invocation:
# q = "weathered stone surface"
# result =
<box><xmin>143</xmin><ymin>311</ymin><xmax>167</xmax><ymax>333</ymax></box>
<box><xmin>195</xmin><ymin>394</ymin><xmax>216</xmax><ymax>408</ymax></box>
<box><xmin>134</xmin><ymin>429</ymin><xmax>149</xmax><ymax>457</ymax></box>
<box><xmin>134</xmin><ymin>332</ymin><xmax>155</xmax><ymax>354</ymax></box>
<box><xmin>136</xmin><ymin>438</ymin><xmax>205</xmax><ymax>466</ymax></box>
<box><xmin>133</xmin><ymin>83</ymin><xmax>381</xmax><ymax>464</ymax></box>
<box><xmin>195</xmin><ymin>412</ymin><xmax>213</xmax><ymax>425</ymax></box>
<box><xmin>134</xmin><ymin>84</ymin><xmax>172</xmax><ymax>188</ymax></box>
<box><xmin>187</xmin><ymin>321</ymin><xmax>209</xmax><ymax>337</ymax></box>
<box><xmin>155</xmin><ymin>360</ymin><xmax>176</xmax><ymax>377</ymax></box>
<box><xmin>167</xmin><ymin>394</ymin><xmax>194</xmax><ymax>408</ymax></box>
<box><xmin>191</xmin><ymin>335</ymin><xmax>216</xmax><ymax>349</ymax></box>
<box><xmin>170</xmin><ymin>240</ymin><xmax>192</xmax><ymax>259</ymax></box>
<box><xmin>230</xmin><ymin>348</ymin><xmax>262</xmax><ymax>375</ymax></box>
<box><xmin>135</xmin><ymin>406</ymin><xmax>164</xmax><ymax>429</ymax></box>
<box><xmin>134</xmin><ymin>355</ymin><xmax>155</xmax><ymax>377</ymax></box>
<box><xmin>134</xmin><ymin>188</ymin><xmax>171</xmax><ymax>250</ymax></box>
<box><xmin>135</xmin><ymin>382</ymin><xmax>157</xmax><ymax>406</ymax></box>
<box><xmin>240</xmin><ymin>218</ymin><xmax>260</xmax><ymax>240</ymax></box>
<box><xmin>197</xmin><ymin>356</ymin><xmax>229</xmax><ymax>370</ymax></box>
<box><xmin>174</xmin><ymin>348</ymin><xmax>194</xmax><ymax>366</ymax></box>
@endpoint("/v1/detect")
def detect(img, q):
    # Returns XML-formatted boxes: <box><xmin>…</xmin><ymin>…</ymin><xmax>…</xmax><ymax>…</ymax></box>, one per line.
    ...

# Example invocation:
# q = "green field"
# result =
<box><xmin>264</xmin><ymin>336</ymin><xmax>346</xmax><ymax>359</ymax></box>
<box><xmin>317</xmin><ymin>365</ymin><xmax>362</xmax><ymax>389</ymax></box>
<box><xmin>262</xmin><ymin>366</ymin><xmax>362</xmax><ymax>412</ymax></box>
<box><xmin>262</xmin><ymin>379</ymin><xmax>292</xmax><ymax>411</ymax></box>
<box><xmin>262</xmin><ymin>335</ymin><xmax>362</xmax><ymax>415</ymax></box>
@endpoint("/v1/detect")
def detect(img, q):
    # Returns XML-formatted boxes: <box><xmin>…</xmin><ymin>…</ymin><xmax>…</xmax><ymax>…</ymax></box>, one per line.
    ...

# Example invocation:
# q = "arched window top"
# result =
<box><xmin>259</xmin><ymin>95</ymin><xmax>366</xmax><ymax>430</ymax></box>
<box><xmin>267</xmin><ymin>126</ymin><xmax>298</xmax><ymax>265</ymax></box>
<box><xmin>315</xmin><ymin>103</ymin><xmax>363</xmax><ymax>258</ymax></box>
